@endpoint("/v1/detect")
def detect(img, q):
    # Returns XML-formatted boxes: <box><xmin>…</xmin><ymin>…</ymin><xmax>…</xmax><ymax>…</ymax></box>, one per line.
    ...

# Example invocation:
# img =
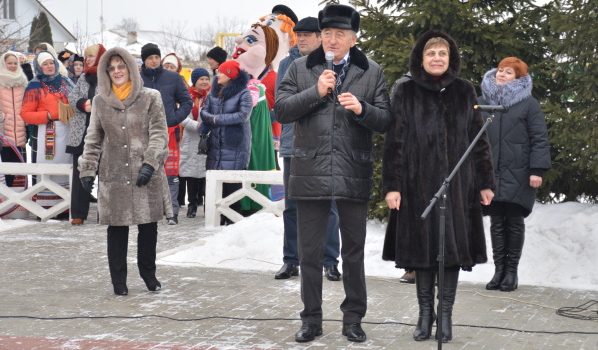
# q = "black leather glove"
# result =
<box><xmin>80</xmin><ymin>176</ymin><xmax>95</xmax><ymax>193</ymax></box>
<box><xmin>136</xmin><ymin>163</ymin><xmax>155</xmax><ymax>187</ymax></box>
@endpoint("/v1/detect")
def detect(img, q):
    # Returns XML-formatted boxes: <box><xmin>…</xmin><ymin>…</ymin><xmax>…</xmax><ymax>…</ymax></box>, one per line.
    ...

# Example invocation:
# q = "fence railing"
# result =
<box><xmin>0</xmin><ymin>163</ymin><xmax>72</xmax><ymax>221</ymax></box>
<box><xmin>204</xmin><ymin>170</ymin><xmax>284</xmax><ymax>228</ymax></box>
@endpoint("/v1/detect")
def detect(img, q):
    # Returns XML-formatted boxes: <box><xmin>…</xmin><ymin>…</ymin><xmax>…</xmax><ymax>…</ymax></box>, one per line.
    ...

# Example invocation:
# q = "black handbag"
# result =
<box><xmin>197</xmin><ymin>131</ymin><xmax>210</xmax><ymax>155</ymax></box>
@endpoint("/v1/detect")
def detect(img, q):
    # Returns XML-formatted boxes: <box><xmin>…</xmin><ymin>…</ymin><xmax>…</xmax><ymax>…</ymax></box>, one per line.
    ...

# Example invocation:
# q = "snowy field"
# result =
<box><xmin>155</xmin><ymin>202</ymin><xmax>598</xmax><ymax>291</ymax></box>
<box><xmin>1</xmin><ymin>202</ymin><xmax>596</xmax><ymax>291</ymax></box>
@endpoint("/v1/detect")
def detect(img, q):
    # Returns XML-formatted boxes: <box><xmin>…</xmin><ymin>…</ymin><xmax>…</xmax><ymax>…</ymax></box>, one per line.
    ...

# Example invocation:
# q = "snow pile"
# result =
<box><xmin>158</xmin><ymin>202</ymin><xmax>598</xmax><ymax>291</ymax></box>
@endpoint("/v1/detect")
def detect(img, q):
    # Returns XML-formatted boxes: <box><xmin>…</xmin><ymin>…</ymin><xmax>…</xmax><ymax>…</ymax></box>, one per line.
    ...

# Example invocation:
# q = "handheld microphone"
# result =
<box><xmin>474</xmin><ymin>105</ymin><xmax>506</xmax><ymax>112</ymax></box>
<box><xmin>325</xmin><ymin>51</ymin><xmax>334</xmax><ymax>95</ymax></box>
<box><xmin>325</xmin><ymin>51</ymin><xmax>334</xmax><ymax>71</ymax></box>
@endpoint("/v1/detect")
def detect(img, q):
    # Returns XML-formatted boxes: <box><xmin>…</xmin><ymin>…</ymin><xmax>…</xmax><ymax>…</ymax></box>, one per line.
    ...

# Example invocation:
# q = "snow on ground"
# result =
<box><xmin>157</xmin><ymin>202</ymin><xmax>598</xmax><ymax>291</ymax></box>
<box><xmin>0</xmin><ymin>218</ymin><xmax>39</xmax><ymax>232</ymax></box>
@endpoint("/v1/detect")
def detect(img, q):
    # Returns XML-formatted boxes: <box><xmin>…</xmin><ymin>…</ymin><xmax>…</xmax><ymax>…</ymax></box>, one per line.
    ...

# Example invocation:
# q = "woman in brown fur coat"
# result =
<box><xmin>78</xmin><ymin>47</ymin><xmax>171</xmax><ymax>296</ymax></box>
<box><xmin>382</xmin><ymin>31</ymin><xmax>495</xmax><ymax>343</ymax></box>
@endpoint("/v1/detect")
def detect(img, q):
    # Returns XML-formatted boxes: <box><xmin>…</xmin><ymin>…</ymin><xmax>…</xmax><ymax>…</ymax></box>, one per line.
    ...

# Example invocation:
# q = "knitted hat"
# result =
<box><xmin>72</xmin><ymin>54</ymin><xmax>84</xmax><ymax>63</ymax></box>
<box><xmin>498</xmin><ymin>56</ymin><xmax>528</xmax><ymax>78</ymax></box>
<box><xmin>162</xmin><ymin>53</ymin><xmax>180</xmax><ymax>71</ymax></box>
<box><xmin>272</xmin><ymin>4</ymin><xmax>298</xmax><ymax>25</ymax></box>
<box><xmin>141</xmin><ymin>43</ymin><xmax>161</xmax><ymax>62</ymax></box>
<box><xmin>191</xmin><ymin>68</ymin><xmax>210</xmax><ymax>85</ymax></box>
<box><xmin>218</xmin><ymin>60</ymin><xmax>240</xmax><ymax>80</ymax></box>
<box><xmin>294</xmin><ymin>17</ymin><xmax>320</xmax><ymax>33</ymax></box>
<box><xmin>206</xmin><ymin>47</ymin><xmax>227</xmax><ymax>65</ymax></box>
<box><xmin>318</xmin><ymin>4</ymin><xmax>360</xmax><ymax>32</ymax></box>
<box><xmin>36</xmin><ymin>52</ymin><xmax>55</xmax><ymax>66</ymax></box>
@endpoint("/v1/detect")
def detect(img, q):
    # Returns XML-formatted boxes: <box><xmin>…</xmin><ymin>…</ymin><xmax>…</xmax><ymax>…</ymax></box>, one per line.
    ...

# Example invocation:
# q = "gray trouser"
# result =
<box><xmin>167</xmin><ymin>176</ymin><xmax>179</xmax><ymax>216</ymax></box>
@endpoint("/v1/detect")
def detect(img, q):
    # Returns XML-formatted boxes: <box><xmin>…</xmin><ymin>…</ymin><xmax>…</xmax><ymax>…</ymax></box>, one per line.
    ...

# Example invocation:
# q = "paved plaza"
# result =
<box><xmin>0</xmin><ymin>207</ymin><xmax>596</xmax><ymax>349</ymax></box>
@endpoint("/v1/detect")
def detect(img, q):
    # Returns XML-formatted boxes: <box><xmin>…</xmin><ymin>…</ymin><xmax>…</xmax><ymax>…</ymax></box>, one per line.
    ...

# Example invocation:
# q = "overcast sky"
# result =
<box><xmin>41</xmin><ymin>0</ymin><xmax>351</xmax><ymax>38</ymax></box>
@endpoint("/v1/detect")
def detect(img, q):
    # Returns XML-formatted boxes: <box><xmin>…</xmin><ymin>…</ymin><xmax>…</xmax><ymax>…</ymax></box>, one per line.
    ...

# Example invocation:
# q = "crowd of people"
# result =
<box><xmin>0</xmin><ymin>3</ymin><xmax>551</xmax><ymax>345</ymax></box>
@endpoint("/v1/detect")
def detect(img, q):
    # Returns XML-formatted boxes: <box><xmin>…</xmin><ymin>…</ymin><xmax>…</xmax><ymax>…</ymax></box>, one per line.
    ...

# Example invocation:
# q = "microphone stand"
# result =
<box><xmin>420</xmin><ymin>111</ymin><xmax>495</xmax><ymax>350</ymax></box>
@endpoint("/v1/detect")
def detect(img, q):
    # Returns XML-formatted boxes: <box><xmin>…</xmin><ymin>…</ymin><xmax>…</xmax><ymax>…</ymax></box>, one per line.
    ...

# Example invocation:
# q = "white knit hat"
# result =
<box><xmin>36</xmin><ymin>52</ymin><xmax>55</xmax><ymax>66</ymax></box>
<box><xmin>162</xmin><ymin>54</ymin><xmax>179</xmax><ymax>70</ymax></box>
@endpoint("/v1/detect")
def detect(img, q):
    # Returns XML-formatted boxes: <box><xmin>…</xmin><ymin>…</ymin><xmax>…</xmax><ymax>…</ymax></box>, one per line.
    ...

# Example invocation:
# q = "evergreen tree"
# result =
<box><xmin>27</xmin><ymin>12</ymin><xmax>53</xmax><ymax>52</ymax></box>
<box><xmin>537</xmin><ymin>0</ymin><xmax>597</xmax><ymax>202</ymax></box>
<box><xmin>353</xmin><ymin>0</ymin><xmax>547</xmax><ymax>219</ymax></box>
<box><xmin>27</xmin><ymin>15</ymin><xmax>39</xmax><ymax>52</ymax></box>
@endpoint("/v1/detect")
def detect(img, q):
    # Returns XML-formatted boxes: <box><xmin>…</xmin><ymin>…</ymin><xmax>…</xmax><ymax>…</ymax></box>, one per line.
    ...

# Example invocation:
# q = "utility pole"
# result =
<box><xmin>100</xmin><ymin>0</ymin><xmax>104</xmax><ymax>42</ymax></box>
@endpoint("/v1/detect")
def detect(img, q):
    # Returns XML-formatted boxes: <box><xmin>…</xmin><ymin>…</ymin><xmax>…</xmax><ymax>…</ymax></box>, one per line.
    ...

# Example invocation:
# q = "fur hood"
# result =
<box><xmin>480</xmin><ymin>68</ymin><xmax>533</xmax><ymax>108</ymax></box>
<box><xmin>210</xmin><ymin>70</ymin><xmax>250</xmax><ymax>101</ymax></box>
<box><xmin>306</xmin><ymin>45</ymin><xmax>369</xmax><ymax>71</ymax></box>
<box><xmin>96</xmin><ymin>47</ymin><xmax>143</xmax><ymax>109</ymax></box>
<box><xmin>409</xmin><ymin>30</ymin><xmax>460</xmax><ymax>91</ymax></box>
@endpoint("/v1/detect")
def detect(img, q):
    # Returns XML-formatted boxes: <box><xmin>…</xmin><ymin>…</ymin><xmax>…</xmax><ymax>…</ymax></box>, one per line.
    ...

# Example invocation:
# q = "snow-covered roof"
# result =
<box><xmin>73</xmin><ymin>28</ymin><xmax>211</xmax><ymax>62</ymax></box>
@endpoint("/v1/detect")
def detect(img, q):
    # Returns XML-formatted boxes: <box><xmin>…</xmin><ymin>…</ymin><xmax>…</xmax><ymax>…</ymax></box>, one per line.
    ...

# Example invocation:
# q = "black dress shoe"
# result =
<box><xmin>295</xmin><ymin>323</ymin><xmax>322</xmax><ymax>343</ymax></box>
<box><xmin>324</xmin><ymin>265</ymin><xmax>341</xmax><ymax>281</ymax></box>
<box><xmin>342</xmin><ymin>323</ymin><xmax>366</xmax><ymax>342</ymax></box>
<box><xmin>113</xmin><ymin>284</ymin><xmax>128</xmax><ymax>296</ymax></box>
<box><xmin>274</xmin><ymin>263</ymin><xmax>298</xmax><ymax>279</ymax></box>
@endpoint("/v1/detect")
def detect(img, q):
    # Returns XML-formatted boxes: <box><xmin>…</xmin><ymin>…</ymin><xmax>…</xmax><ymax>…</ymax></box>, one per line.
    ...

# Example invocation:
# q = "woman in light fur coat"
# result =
<box><xmin>479</xmin><ymin>57</ymin><xmax>551</xmax><ymax>292</ymax></box>
<box><xmin>78</xmin><ymin>47</ymin><xmax>171</xmax><ymax>296</ymax></box>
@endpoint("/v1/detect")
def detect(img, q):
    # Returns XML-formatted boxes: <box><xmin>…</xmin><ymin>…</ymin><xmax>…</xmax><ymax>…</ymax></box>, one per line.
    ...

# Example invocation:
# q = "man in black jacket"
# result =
<box><xmin>140</xmin><ymin>43</ymin><xmax>192</xmax><ymax>225</ymax></box>
<box><xmin>275</xmin><ymin>4</ymin><xmax>392</xmax><ymax>344</ymax></box>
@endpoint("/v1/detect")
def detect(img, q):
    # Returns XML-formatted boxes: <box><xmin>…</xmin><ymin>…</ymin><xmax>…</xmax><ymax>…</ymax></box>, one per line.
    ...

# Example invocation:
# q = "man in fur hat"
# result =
<box><xmin>276</xmin><ymin>4</ymin><xmax>392</xmax><ymax>344</ymax></box>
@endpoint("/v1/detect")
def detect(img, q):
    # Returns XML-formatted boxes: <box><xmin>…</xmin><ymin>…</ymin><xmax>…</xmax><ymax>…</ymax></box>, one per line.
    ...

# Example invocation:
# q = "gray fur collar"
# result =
<box><xmin>481</xmin><ymin>68</ymin><xmax>532</xmax><ymax>108</ymax></box>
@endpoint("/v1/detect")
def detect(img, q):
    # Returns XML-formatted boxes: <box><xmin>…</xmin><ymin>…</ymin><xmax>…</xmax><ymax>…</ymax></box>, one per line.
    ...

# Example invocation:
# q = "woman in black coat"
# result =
<box><xmin>382</xmin><ymin>31</ymin><xmax>495</xmax><ymax>343</ymax></box>
<box><xmin>479</xmin><ymin>57</ymin><xmax>551</xmax><ymax>292</ymax></box>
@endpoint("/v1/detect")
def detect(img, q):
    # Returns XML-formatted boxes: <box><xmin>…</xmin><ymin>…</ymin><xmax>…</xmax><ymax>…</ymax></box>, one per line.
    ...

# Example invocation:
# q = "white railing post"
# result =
<box><xmin>0</xmin><ymin>163</ymin><xmax>72</xmax><ymax>221</ymax></box>
<box><xmin>204</xmin><ymin>170</ymin><xmax>284</xmax><ymax>228</ymax></box>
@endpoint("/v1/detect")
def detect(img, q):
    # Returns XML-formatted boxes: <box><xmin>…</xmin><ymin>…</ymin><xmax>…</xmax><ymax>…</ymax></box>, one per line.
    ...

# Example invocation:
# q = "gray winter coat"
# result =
<box><xmin>274</xmin><ymin>46</ymin><xmax>301</xmax><ymax>158</ymax></box>
<box><xmin>275</xmin><ymin>46</ymin><xmax>392</xmax><ymax>201</ymax></box>
<box><xmin>179</xmin><ymin>116</ymin><xmax>207</xmax><ymax>178</ymax></box>
<box><xmin>480</xmin><ymin>69</ymin><xmax>551</xmax><ymax>216</ymax></box>
<box><xmin>78</xmin><ymin>47</ymin><xmax>171</xmax><ymax>226</ymax></box>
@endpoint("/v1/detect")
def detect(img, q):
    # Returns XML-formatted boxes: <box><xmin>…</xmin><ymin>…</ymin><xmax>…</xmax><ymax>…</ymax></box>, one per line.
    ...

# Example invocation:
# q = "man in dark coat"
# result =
<box><xmin>276</xmin><ymin>4</ymin><xmax>392</xmax><ymax>343</ymax></box>
<box><xmin>274</xmin><ymin>16</ymin><xmax>342</xmax><ymax>282</ymax></box>
<box><xmin>140</xmin><ymin>43</ymin><xmax>192</xmax><ymax>225</ymax></box>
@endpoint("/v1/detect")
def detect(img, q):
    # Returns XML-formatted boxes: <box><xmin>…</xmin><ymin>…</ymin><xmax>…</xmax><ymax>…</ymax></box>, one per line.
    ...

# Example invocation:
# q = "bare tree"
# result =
<box><xmin>116</xmin><ymin>17</ymin><xmax>139</xmax><ymax>33</ymax></box>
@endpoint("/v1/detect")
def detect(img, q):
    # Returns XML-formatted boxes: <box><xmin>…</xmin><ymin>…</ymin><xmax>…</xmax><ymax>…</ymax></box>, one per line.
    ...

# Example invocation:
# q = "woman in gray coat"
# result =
<box><xmin>480</xmin><ymin>57</ymin><xmax>551</xmax><ymax>292</ymax></box>
<box><xmin>78</xmin><ymin>47</ymin><xmax>170</xmax><ymax>296</ymax></box>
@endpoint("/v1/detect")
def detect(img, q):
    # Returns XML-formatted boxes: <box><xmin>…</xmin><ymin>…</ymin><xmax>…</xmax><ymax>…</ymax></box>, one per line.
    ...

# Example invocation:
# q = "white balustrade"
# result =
<box><xmin>204</xmin><ymin>170</ymin><xmax>284</xmax><ymax>228</ymax></box>
<box><xmin>0</xmin><ymin>163</ymin><xmax>72</xmax><ymax>221</ymax></box>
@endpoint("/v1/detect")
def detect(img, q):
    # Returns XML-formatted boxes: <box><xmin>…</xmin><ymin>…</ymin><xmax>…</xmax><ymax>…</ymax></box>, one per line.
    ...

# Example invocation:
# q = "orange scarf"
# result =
<box><xmin>112</xmin><ymin>81</ymin><xmax>132</xmax><ymax>101</ymax></box>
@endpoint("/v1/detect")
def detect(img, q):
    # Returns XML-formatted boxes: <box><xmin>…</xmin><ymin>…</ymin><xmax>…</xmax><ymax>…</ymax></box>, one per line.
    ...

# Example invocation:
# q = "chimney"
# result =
<box><xmin>127</xmin><ymin>31</ymin><xmax>138</xmax><ymax>46</ymax></box>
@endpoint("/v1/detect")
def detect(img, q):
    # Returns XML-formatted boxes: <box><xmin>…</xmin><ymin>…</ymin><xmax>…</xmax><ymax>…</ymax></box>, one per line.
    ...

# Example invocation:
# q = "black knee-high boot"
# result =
<box><xmin>436</xmin><ymin>268</ymin><xmax>459</xmax><ymax>343</ymax></box>
<box><xmin>107</xmin><ymin>226</ymin><xmax>129</xmax><ymax>295</ymax></box>
<box><xmin>500</xmin><ymin>216</ymin><xmax>525</xmax><ymax>291</ymax></box>
<box><xmin>413</xmin><ymin>269</ymin><xmax>436</xmax><ymax>341</ymax></box>
<box><xmin>137</xmin><ymin>222</ymin><xmax>161</xmax><ymax>291</ymax></box>
<box><xmin>487</xmin><ymin>215</ymin><xmax>507</xmax><ymax>290</ymax></box>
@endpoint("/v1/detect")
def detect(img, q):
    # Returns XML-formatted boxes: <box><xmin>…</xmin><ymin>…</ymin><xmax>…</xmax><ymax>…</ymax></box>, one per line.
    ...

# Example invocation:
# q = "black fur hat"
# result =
<box><xmin>272</xmin><ymin>4</ymin><xmax>298</xmax><ymax>25</ymax></box>
<box><xmin>318</xmin><ymin>4</ymin><xmax>360</xmax><ymax>32</ymax></box>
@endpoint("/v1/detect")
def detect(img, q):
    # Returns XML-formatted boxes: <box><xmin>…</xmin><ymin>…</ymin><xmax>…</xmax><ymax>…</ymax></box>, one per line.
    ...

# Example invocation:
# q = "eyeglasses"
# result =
<box><xmin>107</xmin><ymin>64</ymin><xmax>127</xmax><ymax>73</ymax></box>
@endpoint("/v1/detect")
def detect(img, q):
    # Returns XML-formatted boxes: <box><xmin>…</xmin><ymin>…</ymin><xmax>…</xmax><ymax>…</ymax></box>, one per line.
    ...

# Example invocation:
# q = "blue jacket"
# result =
<box><xmin>141</xmin><ymin>65</ymin><xmax>192</xmax><ymax>126</ymax></box>
<box><xmin>201</xmin><ymin>71</ymin><xmax>253</xmax><ymax>170</ymax></box>
<box><xmin>275</xmin><ymin>46</ymin><xmax>301</xmax><ymax>158</ymax></box>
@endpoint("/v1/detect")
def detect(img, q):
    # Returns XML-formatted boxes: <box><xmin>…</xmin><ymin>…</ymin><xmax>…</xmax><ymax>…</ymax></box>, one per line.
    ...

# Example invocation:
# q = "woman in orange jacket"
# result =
<box><xmin>20</xmin><ymin>51</ymin><xmax>74</xmax><ymax>215</ymax></box>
